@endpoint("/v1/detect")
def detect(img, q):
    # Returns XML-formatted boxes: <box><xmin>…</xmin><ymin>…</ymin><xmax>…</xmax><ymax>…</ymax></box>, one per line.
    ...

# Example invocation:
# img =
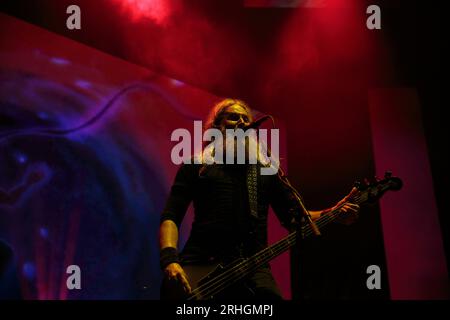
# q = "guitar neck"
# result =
<box><xmin>247</xmin><ymin>208</ymin><xmax>337</xmax><ymax>271</ymax></box>
<box><xmin>188</xmin><ymin>214</ymin><xmax>331</xmax><ymax>300</ymax></box>
<box><xmin>251</xmin><ymin>184</ymin><xmax>387</xmax><ymax>268</ymax></box>
<box><xmin>225</xmin><ymin>188</ymin><xmax>378</xmax><ymax>283</ymax></box>
<box><xmin>189</xmin><ymin>182</ymin><xmax>395</xmax><ymax>300</ymax></box>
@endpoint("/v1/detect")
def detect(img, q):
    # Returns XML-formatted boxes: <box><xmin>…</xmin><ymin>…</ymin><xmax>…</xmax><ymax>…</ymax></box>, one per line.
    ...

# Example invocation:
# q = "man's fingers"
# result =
<box><xmin>344</xmin><ymin>187</ymin><xmax>359</xmax><ymax>200</ymax></box>
<box><xmin>341</xmin><ymin>203</ymin><xmax>360</xmax><ymax>214</ymax></box>
<box><xmin>335</xmin><ymin>201</ymin><xmax>360</xmax><ymax>225</ymax></box>
<box><xmin>350</xmin><ymin>187</ymin><xmax>359</xmax><ymax>195</ymax></box>
<box><xmin>166</xmin><ymin>267</ymin><xmax>192</xmax><ymax>293</ymax></box>
<box><xmin>177</xmin><ymin>272</ymin><xmax>192</xmax><ymax>293</ymax></box>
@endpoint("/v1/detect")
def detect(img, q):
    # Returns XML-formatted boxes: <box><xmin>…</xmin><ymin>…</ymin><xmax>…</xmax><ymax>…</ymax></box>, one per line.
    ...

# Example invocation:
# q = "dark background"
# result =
<box><xmin>1</xmin><ymin>0</ymin><xmax>447</xmax><ymax>299</ymax></box>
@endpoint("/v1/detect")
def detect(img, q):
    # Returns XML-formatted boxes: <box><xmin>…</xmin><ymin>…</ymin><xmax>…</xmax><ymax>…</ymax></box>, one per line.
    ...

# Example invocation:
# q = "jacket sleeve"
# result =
<box><xmin>160</xmin><ymin>164</ymin><xmax>198</xmax><ymax>227</ymax></box>
<box><xmin>269</xmin><ymin>172</ymin><xmax>305</xmax><ymax>230</ymax></box>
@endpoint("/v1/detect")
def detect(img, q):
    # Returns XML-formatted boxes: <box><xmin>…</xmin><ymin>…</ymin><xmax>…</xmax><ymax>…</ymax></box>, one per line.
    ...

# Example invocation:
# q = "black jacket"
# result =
<box><xmin>161</xmin><ymin>163</ymin><xmax>303</xmax><ymax>263</ymax></box>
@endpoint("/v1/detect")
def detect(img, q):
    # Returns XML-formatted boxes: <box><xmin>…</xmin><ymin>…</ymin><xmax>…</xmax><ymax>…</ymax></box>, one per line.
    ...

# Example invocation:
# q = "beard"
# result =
<box><xmin>200</xmin><ymin>125</ymin><xmax>278</xmax><ymax>174</ymax></box>
<box><xmin>205</xmin><ymin>128</ymin><xmax>259</xmax><ymax>165</ymax></box>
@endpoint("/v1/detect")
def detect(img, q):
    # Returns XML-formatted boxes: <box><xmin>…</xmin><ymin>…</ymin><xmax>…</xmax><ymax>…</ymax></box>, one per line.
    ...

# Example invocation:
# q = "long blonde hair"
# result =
<box><xmin>204</xmin><ymin>98</ymin><xmax>253</xmax><ymax>130</ymax></box>
<box><xmin>198</xmin><ymin>98</ymin><xmax>275</xmax><ymax>169</ymax></box>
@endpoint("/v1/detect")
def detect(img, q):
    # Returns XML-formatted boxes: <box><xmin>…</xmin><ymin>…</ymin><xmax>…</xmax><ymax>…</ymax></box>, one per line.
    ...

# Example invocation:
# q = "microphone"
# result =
<box><xmin>243</xmin><ymin>115</ymin><xmax>271</xmax><ymax>130</ymax></box>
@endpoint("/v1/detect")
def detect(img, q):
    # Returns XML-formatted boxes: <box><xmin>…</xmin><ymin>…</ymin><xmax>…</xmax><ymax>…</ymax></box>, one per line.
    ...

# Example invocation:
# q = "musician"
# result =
<box><xmin>159</xmin><ymin>98</ymin><xmax>359</xmax><ymax>299</ymax></box>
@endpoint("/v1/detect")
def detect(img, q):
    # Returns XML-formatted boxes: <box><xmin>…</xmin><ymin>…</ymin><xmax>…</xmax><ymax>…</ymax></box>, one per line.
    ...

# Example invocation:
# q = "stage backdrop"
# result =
<box><xmin>0</xmin><ymin>14</ymin><xmax>290</xmax><ymax>299</ymax></box>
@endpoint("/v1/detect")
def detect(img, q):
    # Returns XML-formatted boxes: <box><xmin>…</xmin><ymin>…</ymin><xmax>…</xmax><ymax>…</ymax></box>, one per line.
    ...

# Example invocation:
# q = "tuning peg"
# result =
<box><xmin>384</xmin><ymin>171</ymin><xmax>392</xmax><ymax>179</ymax></box>
<box><xmin>353</xmin><ymin>180</ymin><xmax>362</xmax><ymax>189</ymax></box>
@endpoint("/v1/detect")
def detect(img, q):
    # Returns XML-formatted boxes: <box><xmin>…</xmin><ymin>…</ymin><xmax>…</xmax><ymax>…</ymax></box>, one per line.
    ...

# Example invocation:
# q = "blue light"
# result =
<box><xmin>22</xmin><ymin>262</ymin><xmax>36</xmax><ymax>280</ymax></box>
<box><xmin>14</xmin><ymin>152</ymin><xmax>27</xmax><ymax>164</ymax></box>
<box><xmin>37</xmin><ymin>111</ymin><xmax>49</xmax><ymax>120</ymax></box>
<box><xmin>75</xmin><ymin>79</ymin><xmax>92</xmax><ymax>89</ymax></box>
<box><xmin>39</xmin><ymin>227</ymin><xmax>49</xmax><ymax>239</ymax></box>
<box><xmin>50</xmin><ymin>57</ymin><xmax>70</xmax><ymax>65</ymax></box>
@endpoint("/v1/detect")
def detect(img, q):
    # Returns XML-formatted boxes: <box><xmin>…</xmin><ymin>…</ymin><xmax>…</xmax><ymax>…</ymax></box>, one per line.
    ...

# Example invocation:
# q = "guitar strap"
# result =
<box><xmin>247</xmin><ymin>164</ymin><xmax>258</xmax><ymax>219</ymax></box>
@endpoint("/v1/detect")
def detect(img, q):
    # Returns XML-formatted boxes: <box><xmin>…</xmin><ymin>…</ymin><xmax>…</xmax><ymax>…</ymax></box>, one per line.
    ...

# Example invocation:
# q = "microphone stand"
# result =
<box><xmin>269</xmin><ymin>148</ymin><xmax>321</xmax><ymax>301</ymax></box>
<box><xmin>277</xmin><ymin>166</ymin><xmax>321</xmax><ymax>236</ymax></box>
<box><xmin>253</xmin><ymin>116</ymin><xmax>320</xmax><ymax>236</ymax></box>
<box><xmin>252</xmin><ymin>114</ymin><xmax>320</xmax><ymax>301</ymax></box>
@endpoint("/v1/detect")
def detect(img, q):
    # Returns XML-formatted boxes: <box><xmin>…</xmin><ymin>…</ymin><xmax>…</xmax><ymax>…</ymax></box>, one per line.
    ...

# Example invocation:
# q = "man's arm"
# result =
<box><xmin>304</xmin><ymin>189</ymin><xmax>360</xmax><ymax>224</ymax></box>
<box><xmin>160</xmin><ymin>219</ymin><xmax>179</xmax><ymax>249</ymax></box>
<box><xmin>308</xmin><ymin>210</ymin><xmax>323</xmax><ymax>221</ymax></box>
<box><xmin>270</xmin><ymin>172</ymin><xmax>360</xmax><ymax>229</ymax></box>
<box><xmin>159</xmin><ymin>163</ymin><xmax>198</xmax><ymax>294</ymax></box>
<box><xmin>159</xmin><ymin>220</ymin><xmax>191</xmax><ymax>293</ymax></box>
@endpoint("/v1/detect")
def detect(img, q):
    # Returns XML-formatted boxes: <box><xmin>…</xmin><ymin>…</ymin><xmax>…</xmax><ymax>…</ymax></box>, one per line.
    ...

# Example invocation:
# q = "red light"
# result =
<box><xmin>113</xmin><ymin>0</ymin><xmax>171</xmax><ymax>25</ymax></box>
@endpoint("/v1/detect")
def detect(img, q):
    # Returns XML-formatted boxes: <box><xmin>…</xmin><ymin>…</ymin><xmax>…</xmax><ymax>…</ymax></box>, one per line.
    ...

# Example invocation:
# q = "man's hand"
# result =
<box><xmin>332</xmin><ymin>187</ymin><xmax>360</xmax><ymax>225</ymax></box>
<box><xmin>164</xmin><ymin>262</ymin><xmax>192</xmax><ymax>294</ymax></box>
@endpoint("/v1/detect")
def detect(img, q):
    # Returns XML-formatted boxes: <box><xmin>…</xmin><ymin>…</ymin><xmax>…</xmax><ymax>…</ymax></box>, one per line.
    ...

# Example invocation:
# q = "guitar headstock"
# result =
<box><xmin>353</xmin><ymin>171</ymin><xmax>402</xmax><ymax>204</ymax></box>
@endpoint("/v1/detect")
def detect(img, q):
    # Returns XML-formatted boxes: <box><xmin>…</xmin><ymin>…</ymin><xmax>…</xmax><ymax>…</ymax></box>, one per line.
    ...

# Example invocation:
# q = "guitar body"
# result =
<box><xmin>161</xmin><ymin>258</ymin><xmax>254</xmax><ymax>300</ymax></box>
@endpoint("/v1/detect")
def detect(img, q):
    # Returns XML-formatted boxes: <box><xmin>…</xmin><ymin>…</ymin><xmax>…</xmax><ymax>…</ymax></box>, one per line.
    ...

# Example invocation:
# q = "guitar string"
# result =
<box><xmin>188</xmin><ymin>231</ymin><xmax>298</xmax><ymax>300</ymax></box>
<box><xmin>188</xmin><ymin>198</ymin><xmax>364</xmax><ymax>299</ymax></box>
<box><xmin>187</xmin><ymin>232</ymin><xmax>298</xmax><ymax>300</ymax></box>
<box><xmin>187</xmin><ymin>192</ymin><xmax>370</xmax><ymax>299</ymax></box>
<box><xmin>187</xmin><ymin>193</ymin><xmax>369</xmax><ymax>299</ymax></box>
<box><xmin>187</xmin><ymin>184</ymin><xmax>393</xmax><ymax>299</ymax></box>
